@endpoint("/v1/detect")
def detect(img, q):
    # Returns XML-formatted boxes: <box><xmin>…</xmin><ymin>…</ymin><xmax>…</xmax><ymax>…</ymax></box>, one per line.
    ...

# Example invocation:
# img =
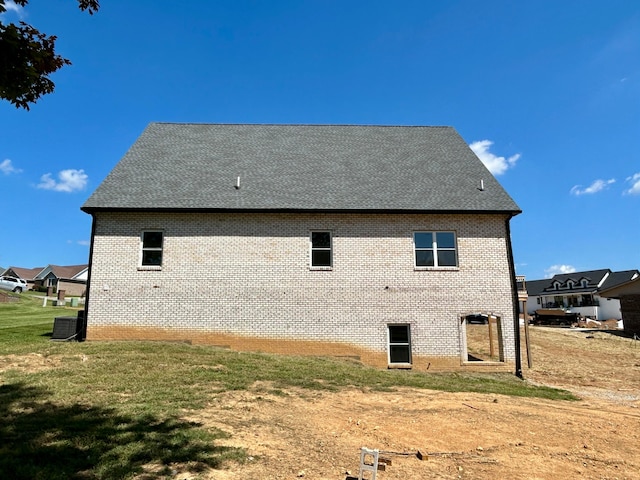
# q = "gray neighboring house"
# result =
<box><xmin>82</xmin><ymin>123</ymin><xmax>522</xmax><ymax>371</ymax></box>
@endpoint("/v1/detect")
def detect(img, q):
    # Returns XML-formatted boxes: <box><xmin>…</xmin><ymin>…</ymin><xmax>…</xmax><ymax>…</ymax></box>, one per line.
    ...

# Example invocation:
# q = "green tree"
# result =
<box><xmin>0</xmin><ymin>0</ymin><xmax>99</xmax><ymax>110</ymax></box>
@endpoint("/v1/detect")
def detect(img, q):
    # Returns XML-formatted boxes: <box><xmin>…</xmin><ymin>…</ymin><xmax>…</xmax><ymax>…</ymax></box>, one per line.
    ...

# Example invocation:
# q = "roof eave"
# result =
<box><xmin>81</xmin><ymin>206</ymin><xmax>522</xmax><ymax>216</ymax></box>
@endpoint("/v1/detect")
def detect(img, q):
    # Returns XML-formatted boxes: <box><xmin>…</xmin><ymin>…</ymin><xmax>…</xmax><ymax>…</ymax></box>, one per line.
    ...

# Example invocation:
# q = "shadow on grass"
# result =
<box><xmin>0</xmin><ymin>382</ymin><xmax>244</xmax><ymax>480</ymax></box>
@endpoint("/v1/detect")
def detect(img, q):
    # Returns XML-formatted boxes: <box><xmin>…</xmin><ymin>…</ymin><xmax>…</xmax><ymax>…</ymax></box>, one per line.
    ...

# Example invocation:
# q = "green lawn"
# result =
<box><xmin>1</xmin><ymin>293</ymin><xmax>576</xmax><ymax>479</ymax></box>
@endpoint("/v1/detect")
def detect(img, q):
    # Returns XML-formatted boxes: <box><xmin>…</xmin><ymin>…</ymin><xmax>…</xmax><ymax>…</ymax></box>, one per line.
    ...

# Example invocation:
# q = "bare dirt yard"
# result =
<box><xmin>187</xmin><ymin>327</ymin><xmax>640</xmax><ymax>480</ymax></box>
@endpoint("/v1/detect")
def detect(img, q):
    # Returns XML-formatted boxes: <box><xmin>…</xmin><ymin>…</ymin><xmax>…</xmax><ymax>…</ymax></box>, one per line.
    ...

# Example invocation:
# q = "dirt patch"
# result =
<box><xmin>0</xmin><ymin>353</ymin><xmax>64</xmax><ymax>373</ymax></box>
<box><xmin>176</xmin><ymin>327</ymin><xmax>640</xmax><ymax>480</ymax></box>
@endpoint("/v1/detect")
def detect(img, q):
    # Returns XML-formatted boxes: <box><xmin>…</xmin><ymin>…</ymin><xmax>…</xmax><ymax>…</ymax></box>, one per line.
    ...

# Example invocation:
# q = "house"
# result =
<box><xmin>1</xmin><ymin>266</ymin><xmax>44</xmax><ymax>289</ymax></box>
<box><xmin>599</xmin><ymin>276</ymin><xmax>640</xmax><ymax>336</ymax></box>
<box><xmin>34</xmin><ymin>264</ymin><xmax>88</xmax><ymax>295</ymax></box>
<box><xmin>525</xmin><ymin>269</ymin><xmax>640</xmax><ymax>322</ymax></box>
<box><xmin>81</xmin><ymin>123</ymin><xmax>522</xmax><ymax>371</ymax></box>
<box><xmin>1</xmin><ymin>265</ymin><xmax>88</xmax><ymax>295</ymax></box>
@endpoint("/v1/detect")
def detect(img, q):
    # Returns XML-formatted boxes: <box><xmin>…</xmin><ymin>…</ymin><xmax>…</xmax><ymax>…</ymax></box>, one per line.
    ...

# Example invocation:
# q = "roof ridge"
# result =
<box><xmin>149</xmin><ymin>122</ymin><xmax>454</xmax><ymax>128</ymax></box>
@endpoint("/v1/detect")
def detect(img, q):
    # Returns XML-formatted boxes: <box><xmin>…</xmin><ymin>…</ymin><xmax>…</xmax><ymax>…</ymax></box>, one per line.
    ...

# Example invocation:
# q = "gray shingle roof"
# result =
<box><xmin>82</xmin><ymin>123</ymin><xmax>521</xmax><ymax>213</ymax></box>
<box><xmin>600</xmin><ymin>270</ymin><xmax>640</xmax><ymax>290</ymax></box>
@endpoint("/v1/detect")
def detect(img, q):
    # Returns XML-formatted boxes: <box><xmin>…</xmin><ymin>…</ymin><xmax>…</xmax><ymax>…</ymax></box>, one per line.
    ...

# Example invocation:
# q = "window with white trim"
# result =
<box><xmin>413</xmin><ymin>231</ymin><xmax>457</xmax><ymax>267</ymax></box>
<box><xmin>141</xmin><ymin>231</ymin><xmax>163</xmax><ymax>267</ymax></box>
<box><xmin>310</xmin><ymin>231</ymin><xmax>332</xmax><ymax>268</ymax></box>
<box><xmin>388</xmin><ymin>324</ymin><xmax>412</xmax><ymax>365</ymax></box>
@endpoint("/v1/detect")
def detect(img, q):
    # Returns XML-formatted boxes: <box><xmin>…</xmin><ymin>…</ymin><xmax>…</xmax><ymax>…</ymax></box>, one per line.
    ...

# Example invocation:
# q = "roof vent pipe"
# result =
<box><xmin>235</xmin><ymin>175</ymin><xmax>241</xmax><ymax>190</ymax></box>
<box><xmin>479</xmin><ymin>179</ymin><xmax>484</xmax><ymax>191</ymax></box>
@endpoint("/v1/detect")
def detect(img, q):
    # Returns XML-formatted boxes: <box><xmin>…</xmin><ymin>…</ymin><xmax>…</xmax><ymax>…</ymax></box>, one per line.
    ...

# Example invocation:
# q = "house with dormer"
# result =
<box><xmin>526</xmin><ymin>269</ymin><xmax>640</xmax><ymax>321</ymax></box>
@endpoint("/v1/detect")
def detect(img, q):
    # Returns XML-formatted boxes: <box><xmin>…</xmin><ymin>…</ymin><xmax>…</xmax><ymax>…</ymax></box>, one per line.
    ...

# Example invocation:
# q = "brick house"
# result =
<box><xmin>599</xmin><ymin>276</ymin><xmax>640</xmax><ymax>336</ymax></box>
<box><xmin>82</xmin><ymin>123</ymin><xmax>522</xmax><ymax>371</ymax></box>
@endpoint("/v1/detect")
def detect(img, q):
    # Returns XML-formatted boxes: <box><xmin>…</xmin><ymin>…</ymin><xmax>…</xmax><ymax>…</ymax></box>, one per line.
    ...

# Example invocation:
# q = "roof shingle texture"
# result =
<box><xmin>82</xmin><ymin>123</ymin><xmax>521</xmax><ymax>213</ymax></box>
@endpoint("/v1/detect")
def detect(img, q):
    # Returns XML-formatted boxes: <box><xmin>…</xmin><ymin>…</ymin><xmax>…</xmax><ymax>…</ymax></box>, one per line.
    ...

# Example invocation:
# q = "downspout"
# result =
<box><xmin>82</xmin><ymin>213</ymin><xmax>97</xmax><ymax>340</ymax></box>
<box><xmin>505</xmin><ymin>215</ymin><xmax>523</xmax><ymax>379</ymax></box>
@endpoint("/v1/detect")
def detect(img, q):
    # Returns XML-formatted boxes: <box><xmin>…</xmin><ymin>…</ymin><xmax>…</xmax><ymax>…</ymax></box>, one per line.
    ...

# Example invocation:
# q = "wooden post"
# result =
<box><xmin>488</xmin><ymin>315</ymin><xmax>495</xmax><ymax>358</ymax></box>
<box><xmin>523</xmin><ymin>300</ymin><xmax>532</xmax><ymax>368</ymax></box>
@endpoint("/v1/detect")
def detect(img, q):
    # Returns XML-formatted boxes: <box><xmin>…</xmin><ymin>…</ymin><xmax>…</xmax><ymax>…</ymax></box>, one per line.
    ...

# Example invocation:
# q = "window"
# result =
<box><xmin>414</xmin><ymin>231</ymin><xmax>457</xmax><ymax>267</ymax></box>
<box><xmin>141</xmin><ymin>231</ymin><xmax>163</xmax><ymax>267</ymax></box>
<box><xmin>310</xmin><ymin>231</ymin><xmax>332</xmax><ymax>268</ymax></box>
<box><xmin>388</xmin><ymin>325</ymin><xmax>412</xmax><ymax>365</ymax></box>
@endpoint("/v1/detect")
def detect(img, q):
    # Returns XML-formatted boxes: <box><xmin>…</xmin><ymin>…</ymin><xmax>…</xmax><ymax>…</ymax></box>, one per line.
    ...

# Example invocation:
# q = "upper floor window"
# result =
<box><xmin>141</xmin><ymin>231</ymin><xmax>163</xmax><ymax>267</ymax></box>
<box><xmin>414</xmin><ymin>231</ymin><xmax>457</xmax><ymax>267</ymax></box>
<box><xmin>310</xmin><ymin>231</ymin><xmax>332</xmax><ymax>268</ymax></box>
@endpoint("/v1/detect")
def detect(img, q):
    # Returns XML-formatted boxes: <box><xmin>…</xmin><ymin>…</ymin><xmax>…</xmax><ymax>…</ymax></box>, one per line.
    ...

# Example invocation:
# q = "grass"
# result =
<box><xmin>1</xmin><ymin>293</ymin><xmax>576</xmax><ymax>479</ymax></box>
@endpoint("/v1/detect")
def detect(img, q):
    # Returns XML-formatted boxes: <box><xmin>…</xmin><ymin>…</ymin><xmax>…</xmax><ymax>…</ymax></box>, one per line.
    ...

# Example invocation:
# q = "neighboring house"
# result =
<box><xmin>51</xmin><ymin>265</ymin><xmax>88</xmax><ymax>297</ymax></box>
<box><xmin>34</xmin><ymin>264</ymin><xmax>88</xmax><ymax>294</ymax></box>
<box><xmin>1</xmin><ymin>265</ymin><xmax>88</xmax><ymax>295</ymax></box>
<box><xmin>599</xmin><ymin>277</ymin><xmax>640</xmax><ymax>336</ymax></box>
<box><xmin>81</xmin><ymin>123</ymin><xmax>522</xmax><ymax>371</ymax></box>
<box><xmin>1</xmin><ymin>266</ymin><xmax>44</xmax><ymax>290</ymax></box>
<box><xmin>526</xmin><ymin>269</ymin><xmax>640</xmax><ymax>321</ymax></box>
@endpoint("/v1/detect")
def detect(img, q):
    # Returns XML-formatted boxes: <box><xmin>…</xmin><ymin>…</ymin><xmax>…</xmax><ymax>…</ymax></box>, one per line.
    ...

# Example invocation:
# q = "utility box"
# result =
<box><xmin>51</xmin><ymin>317</ymin><xmax>79</xmax><ymax>341</ymax></box>
<box><xmin>51</xmin><ymin>311</ymin><xmax>86</xmax><ymax>342</ymax></box>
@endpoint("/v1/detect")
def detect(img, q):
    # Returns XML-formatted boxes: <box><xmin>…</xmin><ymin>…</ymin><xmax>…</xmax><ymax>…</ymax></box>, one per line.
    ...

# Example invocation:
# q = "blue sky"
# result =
<box><xmin>1</xmin><ymin>0</ymin><xmax>638</xmax><ymax>280</ymax></box>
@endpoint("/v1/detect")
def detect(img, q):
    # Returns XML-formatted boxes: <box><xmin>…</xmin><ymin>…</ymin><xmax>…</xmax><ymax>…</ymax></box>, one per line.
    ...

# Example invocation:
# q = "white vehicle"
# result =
<box><xmin>0</xmin><ymin>276</ymin><xmax>28</xmax><ymax>293</ymax></box>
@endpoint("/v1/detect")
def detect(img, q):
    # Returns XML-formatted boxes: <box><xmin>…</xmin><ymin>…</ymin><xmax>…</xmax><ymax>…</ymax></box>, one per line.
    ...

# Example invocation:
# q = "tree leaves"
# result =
<box><xmin>0</xmin><ymin>0</ymin><xmax>100</xmax><ymax>110</ymax></box>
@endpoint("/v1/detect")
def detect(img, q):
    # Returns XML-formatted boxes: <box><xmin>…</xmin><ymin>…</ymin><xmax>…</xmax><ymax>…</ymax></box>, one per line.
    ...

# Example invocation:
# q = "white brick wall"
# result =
<box><xmin>87</xmin><ymin>212</ymin><xmax>517</xmax><ymax>363</ymax></box>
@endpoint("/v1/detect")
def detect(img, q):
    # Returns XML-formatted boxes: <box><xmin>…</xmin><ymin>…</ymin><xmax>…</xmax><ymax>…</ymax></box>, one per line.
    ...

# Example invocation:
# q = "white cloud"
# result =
<box><xmin>77</xmin><ymin>240</ymin><xmax>91</xmax><ymax>246</ymax></box>
<box><xmin>0</xmin><ymin>159</ymin><xmax>22</xmax><ymax>175</ymax></box>
<box><xmin>37</xmin><ymin>169</ymin><xmax>88</xmax><ymax>192</ymax></box>
<box><xmin>624</xmin><ymin>172</ymin><xmax>640</xmax><ymax>195</ymax></box>
<box><xmin>570</xmin><ymin>178</ymin><xmax>615</xmax><ymax>196</ymax></box>
<box><xmin>545</xmin><ymin>264</ymin><xmax>576</xmax><ymax>278</ymax></box>
<box><xmin>469</xmin><ymin>140</ymin><xmax>520</xmax><ymax>175</ymax></box>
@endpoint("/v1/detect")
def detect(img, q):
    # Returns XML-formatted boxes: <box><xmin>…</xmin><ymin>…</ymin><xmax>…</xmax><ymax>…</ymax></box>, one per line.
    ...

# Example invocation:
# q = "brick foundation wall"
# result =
<box><xmin>87</xmin><ymin>212</ymin><xmax>517</xmax><ymax>368</ymax></box>
<box><xmin>57</xmin><ymin>280</ymin><xmax>86</xmax><ymax>297</ymax></box>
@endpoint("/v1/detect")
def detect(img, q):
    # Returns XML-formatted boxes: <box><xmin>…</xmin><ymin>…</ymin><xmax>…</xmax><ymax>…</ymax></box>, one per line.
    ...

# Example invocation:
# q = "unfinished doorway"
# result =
<box><xmin>460</xmin><ymin>314</ymin><xmax>505</xmax><ymax>363</ymax></box>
